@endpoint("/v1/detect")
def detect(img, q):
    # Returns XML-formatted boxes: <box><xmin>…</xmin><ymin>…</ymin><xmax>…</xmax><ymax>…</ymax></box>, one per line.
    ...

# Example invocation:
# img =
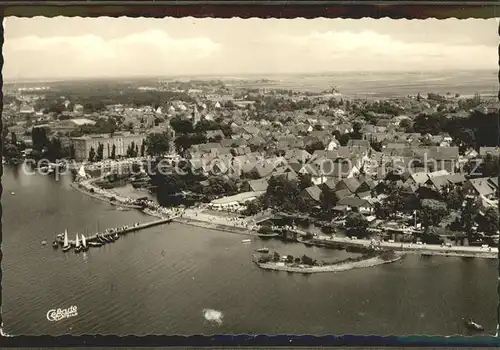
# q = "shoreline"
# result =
<box><xmin>313</xmin><ymin>237</ymin><xmax>498</xmax><ymax>259</ymax></box>
<box><xmin>70</xmin><ymin>176</ymin><xmax>499</xmax><ymax>260</ymax></box>
<box><xmin>69</xmin><ymin>182</ymin><xmax>143</xmax><ymax>209</ymax></box>
<box><xmin>254</xmin><ymin>252</ymin><xmax>404</xmax><ymax>274</ymax></box>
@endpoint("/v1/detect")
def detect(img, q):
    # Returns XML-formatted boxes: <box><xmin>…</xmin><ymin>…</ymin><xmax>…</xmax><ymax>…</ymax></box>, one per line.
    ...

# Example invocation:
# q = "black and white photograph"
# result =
<box><xmin>1</xmin><ymin>16</ymin><xmax>499</xmax><ymax>336</ymax></box>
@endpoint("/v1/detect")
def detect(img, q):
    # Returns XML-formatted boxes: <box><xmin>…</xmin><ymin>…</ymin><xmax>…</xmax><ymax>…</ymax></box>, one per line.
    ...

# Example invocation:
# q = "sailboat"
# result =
<box><xmin>77</xmin><ymin>165</ymin><xmax>87</xmax><ymax>179</ymax></box>
<box><xmin>74</xmin><ymin>234</ymin><xmax>81</xmax><ymax>253</ymax></box>
<box><xmin>81</xmin><ymin>234</ymin><xmax>89</xmax><ymax>252</ymax></box>
<box><xmin>62</xmin><ymin>230</ymin><xmax>71</xmax><ymax>252</ymax></box>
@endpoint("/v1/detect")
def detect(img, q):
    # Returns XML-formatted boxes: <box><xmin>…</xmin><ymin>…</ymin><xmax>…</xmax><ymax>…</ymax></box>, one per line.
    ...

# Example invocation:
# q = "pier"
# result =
<box><xmin>59</xmin><ymin>215</ymin><xmax>180</xmax><ymax>248</ymax></box>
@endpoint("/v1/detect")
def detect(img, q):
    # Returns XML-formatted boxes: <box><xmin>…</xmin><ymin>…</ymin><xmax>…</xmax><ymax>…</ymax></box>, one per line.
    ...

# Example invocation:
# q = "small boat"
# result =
<box><xmin>114</xmin><ymin>233</ymin><xmax>119</xmax><ymax>240</ymax></box>
<box><xmin>242</xmin><ymin>239</ymin><xmax>252</xmax><ymax>244</ymax></box>
<box><xmin>464</xmin><ymin>318</ymin><xmax>484</xmax><ymax>332</ymax></box>
<box><xmin>52</xmin><ymin>240</ymin><xmax>59</xmax><ymax>248</ymax></box>
<box><xmin>81</xmin><ymin>234</ymin><xmax>89</xmax><ymax>252</ymax></box>
<box><xmin>74</xmin><ymin>234</ymin><xmax>81</xmax><ymax>253</ymax></box>
<box><xmin>257</xmin><ymin>248</ymin><xmax>269</xmax><ymax>253</ymax></box>
<box><xmin>10</xmin><ymin>192</ymin><xmax>15</xmax><ymax>195</ymax></box>
<box><xmin>88</xmin><ymin>241</ymin><xmax>102</xmax><ymax>247</ymax></box>
<box><xmin>62</xmin><ymin>230</ymin><xmax>72</xmax><ymax>252</ymax></box>
<box><xmin>42</xmin><ymin>240</ymin><xmax>47</xmax><ymax>245</ymax></box>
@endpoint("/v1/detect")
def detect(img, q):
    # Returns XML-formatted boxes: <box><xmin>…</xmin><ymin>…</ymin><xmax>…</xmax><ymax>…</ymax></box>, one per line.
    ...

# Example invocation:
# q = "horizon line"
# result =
<box><xmin>4</xmin><ymin>68</ymin><xmax>496</xmax><ymax>85</ymax></box>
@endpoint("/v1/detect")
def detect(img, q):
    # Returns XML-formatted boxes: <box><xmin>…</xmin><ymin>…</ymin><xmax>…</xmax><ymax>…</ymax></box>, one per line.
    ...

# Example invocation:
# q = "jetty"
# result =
<box><xmin>58</xmin><ymin>216</ymin><xmax>180</xmax><ymax>249</ymax></box>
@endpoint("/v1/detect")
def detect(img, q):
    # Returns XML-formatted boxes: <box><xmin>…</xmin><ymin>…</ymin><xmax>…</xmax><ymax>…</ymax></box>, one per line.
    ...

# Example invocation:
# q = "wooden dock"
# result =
<box><xmin>62</xmin><ymin>216</ymin><xmax>180</xmax><ymax>246</ymax></box>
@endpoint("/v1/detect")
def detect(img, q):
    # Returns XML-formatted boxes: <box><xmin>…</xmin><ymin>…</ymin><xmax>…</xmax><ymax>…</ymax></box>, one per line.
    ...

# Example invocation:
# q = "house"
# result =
<box><xmin>479</xmin><ymin>147</ymin><xmax>500</xmax><ymax>157</ymax></box>
<box><xmin>206</xmin><ymin>129</ymin><xmax>225</xmax><ymax>141</ymax></box>
<box><xmin>319</xmin><ymin>161</ymin><xmax>359</xmax><ymax>180</ymax></box>
<box><xmin>220</xmin><ymin>138</ymin><xmax>247</xmax><ymax>148</ymax></box>
<box><xmin>300</xmin><ymin>185</ymin><xmax>323</xmax><ymax>204</ymax></box>
<box><xmin>326</xmin><ymin>138</ymin><xmax>340</xmax><ymax>150</ymax></box>
<box><xmin>463</xmin><ymin>177</ymin><xmax>497</xmax><ymax>198</ymax></box>
<box><xmin>284</xmin><ymin>149</ymin><xmax>312</xmax><ymax>163</ymax></box>
<box><xmin>347</xmin><ymin>139</ymin><xmax>370</xmax><ymax>151</ymax></box>
<box><xmin>334</xmin><ymin>188</ymin><xmax>353</xmax><ymax>202</ymax></box>
<box><xmin>335</xmin><ymin>178</ymin><xmax>361</xmax><ymax>194</ymax></box>
<box><xmin>242</xmin><ymin>178</ymin><xmax>269</xmax><ymax>192</ymax></box>
<box><xmin>320</xmin><ymin>178</ymin><xmax>338</xmax><ymax>192</ymax></box>
<box><xmin>487</xmin><ymin>177</ymin><xmax>498</xmax><ymax>188</ymax></box>
<box><xmin>337</xmin><ymin>196</ymin><xmax>373</xmax><ymax>215</ymax></box>
<box><xmin>464</xmin><ymin>148</ymin><xmax>479</xmax><ymax>159</ymax></box>
<box><xmin>248</xmin><ymin>162</ymin><xmax>275</xmax><ymax>179</ymax></box>
<box><xmin>404</xmin><ymin>172</ymin><xmax>429</xmax><ymax>188</ymax></box>
<box><xmin>424</xmin><ymin>175</ymin><xmax>450</xmax><ymax>193</ymax></box>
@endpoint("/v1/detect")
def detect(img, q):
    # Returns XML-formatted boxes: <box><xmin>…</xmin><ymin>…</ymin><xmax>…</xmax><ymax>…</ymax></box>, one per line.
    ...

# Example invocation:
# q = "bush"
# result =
<box><xmin>258</xmin><ymin>226</ymin><xmax>274</xmax><ymax>234</ymax></box>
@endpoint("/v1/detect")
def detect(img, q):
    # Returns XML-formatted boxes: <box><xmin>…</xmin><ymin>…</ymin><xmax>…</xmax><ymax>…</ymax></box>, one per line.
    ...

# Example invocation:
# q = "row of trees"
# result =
<box><xmin>407</xmin><ymin>109</ymin><xmax>497</xmax><ymax>150</ymax></box>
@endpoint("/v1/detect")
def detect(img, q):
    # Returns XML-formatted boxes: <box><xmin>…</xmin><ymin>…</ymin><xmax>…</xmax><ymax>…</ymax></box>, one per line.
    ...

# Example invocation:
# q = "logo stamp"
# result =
<box><xmin>46</xmin><ymin>306</ymin><xmax>78</xmax><ymax>321</ymax></box>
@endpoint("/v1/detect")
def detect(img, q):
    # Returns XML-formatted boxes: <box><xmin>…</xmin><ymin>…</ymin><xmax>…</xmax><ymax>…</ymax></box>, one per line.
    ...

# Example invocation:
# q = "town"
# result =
<box><xmin>3</xmin><ymin>78</ymin><xmax>500</xmax><ymax>255</ymax></box>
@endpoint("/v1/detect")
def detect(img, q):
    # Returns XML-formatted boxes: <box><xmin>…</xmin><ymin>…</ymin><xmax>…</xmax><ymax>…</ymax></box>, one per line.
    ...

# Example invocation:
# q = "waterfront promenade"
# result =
<box><xmin>313</xmin><ymin>234</ymin><xmax>498</xmax><ymax>259</ymax></box>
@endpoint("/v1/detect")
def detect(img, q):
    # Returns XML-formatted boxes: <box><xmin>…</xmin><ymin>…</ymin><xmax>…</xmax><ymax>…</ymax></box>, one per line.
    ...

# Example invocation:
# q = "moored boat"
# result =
<box><xmin>257</xmin><ymin>248</ymin><xmax>269</xmax><ymax>253</ymax></box>
<box><xmin>62</xmin><ymin>230</ymin><xmax>72</xmax><ymax>252</ymax></box>
<box><xmin>74</xmin><ymin>234</ymin><xmax>81</xmax><ymax>253</ymax></box>
<box><xmin>52</xmin><ymin>240</ymin><xmax>59</xmax><ymax>248</ymax></box>
<box><xmin>88</xmin><ymin>241</ymin><xmax>102</xmax><ymax>247</ymax></box>
<box><xmin>81</xmin><ymin>234</ymin><xmax>89</xmax><ymax>252</ymax></box>
<box><xmin>242</xmin><ymin>239</ymin><xmax>252</xmax><ymax>244</ymax></box>
<box><xmin>464</xmin><ymin>318</ymin><xmax>484</xmax><ymax>332</ymax></box>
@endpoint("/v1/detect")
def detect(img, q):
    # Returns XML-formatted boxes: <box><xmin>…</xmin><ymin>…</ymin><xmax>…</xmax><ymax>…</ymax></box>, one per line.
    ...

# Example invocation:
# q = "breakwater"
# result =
<box><xmin>253</xmin><ymin>252</ymin><xmax>404</xmax><ymax>274</ymax></box>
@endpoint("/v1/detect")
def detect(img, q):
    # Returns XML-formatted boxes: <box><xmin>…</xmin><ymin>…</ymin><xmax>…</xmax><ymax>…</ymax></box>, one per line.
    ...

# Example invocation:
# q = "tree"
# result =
<box><xmin>298</xmin><ymin>173</ymin><xmax>313</xmax><ymax>190</ymax></box>
<box><xmin>95</xmin><ymin>143</ymin><xmax>104</xmax><ymax>162</ymax></box>
<box><xmin>69</xmin><ymin>144</ymin><xmax>75</xmax><ymax>159</ymax></box>
<box><xmin>46</xmin><ymin>137</ymin><xmax>62</xmax><ymax>162</ymax></box>
<box><xmin>127</xmin><ymin>122</ymin><xmax>134</xmax><ymax>132</ymax></box>
<box><xmin>338</xmin><ymin>133</ymin><xmax>351</xmax><ymax>146</ymax></box>
<box><xmin>301</xmin><ymin>254</ymin><xmax>314</xmax><ymax>265</ymax></box>
<box><xmin>3</xmin><ymin>143</ymin><xmax>21</xmax><ymax>160</ymax></box>
<box><xmin>479</xmin><ymin>207</ymin><xmax>499</xmax><ymax>236</ymax></box>
<box><xmin>88</xmin><ymin>147</ymin><xmax>96</xmax><ymax>162</ymax></box>
<box><xmin>351</xmin><ymin>121</ymin><xmax>363</xmax><ymax>140</ymax></box>
<box><xmin>140</xmin><ymin>142</ymin><xmax>145</xmax><ymax>157</ymax></box>
<box><xmin>480</xmin><ymin>154</ymin><xmax>500</xmax><ymax>177</ymax></box>
<box><xmin>272</xmin><ymin>251</ymin><xmax>280</xmax><ymax>262</ymax></box>
<box><xmin>399</xmin><ymin>119</ymin><xmax>413</xmax><ymax>132</ymax></box>
<box><xmin>441</xmin><ymin>184</ymin><xmax>464</xmax><ymax>210</ymax></box>
<box><xmin>145</xmin><ymin>132</ymin><xmax>170</xmax><ymax>156</ymax></box>
<box><xmin>32</xmin><ymin>127</ymin><xmax>50</xmax><ymax>151</ymax></box>
<box><xmin>10</xmin><ymin>131</ymin><xmax>17</xmax><ymax>145</ymax></box>
<box><xmin>135</xmin><ymin>144</ymin><xmax>139</xmax><ymax>157</ymax></box>
<box><xmin>169</xmin><ymin>117</ymin><xmax>194</xmax><ymax>134</ymax></box>
<box><xmin>111</xmin><ymin>144</ymin><xmax>116</xmax><ymax>160</ymax></box>
<box><xmin>420</xmin><ymin>199</ymin><xmax>449</xmax><ymax>230</ymax></box>
<box><xmin>243</xmin><ymin>200</ymin><xmax>262</xmax><ymax>216</ymax></box>
<box><xmin>345</xmin><ymin>212</ymin><xmax>369</xmax><ymax>237</ymax></box>
<box><xmin>461</xmin><ymin>197</ymin><xmax>480</xmax><ymax>239</ymax></box>
<box><xmin>305</xmin><ymin>141</ymin><xmax>325</xmax><ymax>155</ymax></box>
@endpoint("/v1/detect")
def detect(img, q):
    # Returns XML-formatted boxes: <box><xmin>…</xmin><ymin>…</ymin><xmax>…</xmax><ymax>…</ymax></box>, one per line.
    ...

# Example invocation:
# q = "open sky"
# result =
<box><xmin>3</xmin><ymin>17</ymin><xmax>498</xmax><ymax>81</ymax></box>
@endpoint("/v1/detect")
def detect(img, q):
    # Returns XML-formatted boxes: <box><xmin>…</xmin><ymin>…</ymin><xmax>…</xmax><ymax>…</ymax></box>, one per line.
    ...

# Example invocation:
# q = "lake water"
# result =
<box><xmin>2</xmin><ymin>164</ymin><xmax>498</xmax><ymax>336</ymax></box>
<box><xmin>209</xmin><ymin>70</ymin><xmax>497</xmax><ymax>98</ymax></box>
